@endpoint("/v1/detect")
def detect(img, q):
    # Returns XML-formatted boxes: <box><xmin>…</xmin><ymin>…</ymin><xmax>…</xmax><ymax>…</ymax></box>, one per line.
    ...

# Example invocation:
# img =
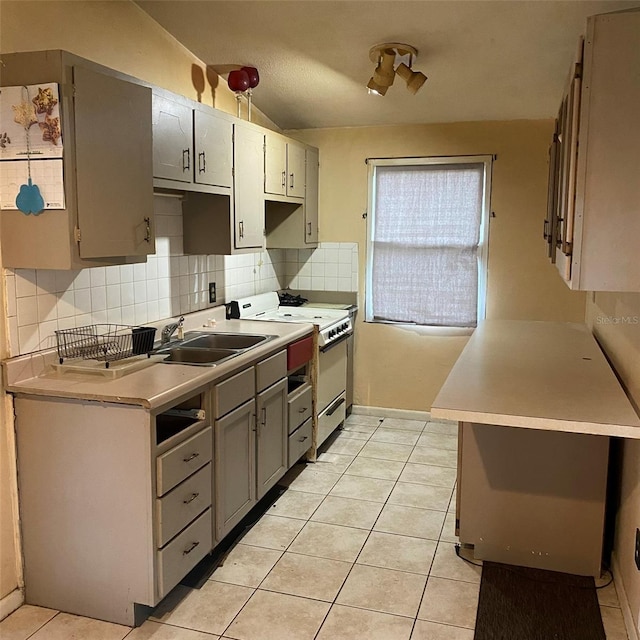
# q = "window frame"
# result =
<box><xmin>364</xmin><ymin>155</ymin><xmax>493</xmax><ymax>331</ymax></box>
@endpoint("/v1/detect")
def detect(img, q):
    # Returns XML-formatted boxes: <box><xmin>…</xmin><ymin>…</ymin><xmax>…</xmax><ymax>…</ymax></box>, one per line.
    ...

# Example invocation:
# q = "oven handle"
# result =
<box><xmin>319</xmin><ymin>332</ymin><xmax>351</xmax><ymax>353</ymax></box>
<box><xmin>326</xmin><ymin>397</ymin><xmax>346</xmax><ymax>417</ymax></box>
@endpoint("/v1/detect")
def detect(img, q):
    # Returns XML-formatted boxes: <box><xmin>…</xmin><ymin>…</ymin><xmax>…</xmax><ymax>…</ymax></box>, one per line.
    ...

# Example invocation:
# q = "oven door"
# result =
<box><xmin>317</xmin><ymin>338</ymin><xmax>347</xmax><ymax>415</ymax></box>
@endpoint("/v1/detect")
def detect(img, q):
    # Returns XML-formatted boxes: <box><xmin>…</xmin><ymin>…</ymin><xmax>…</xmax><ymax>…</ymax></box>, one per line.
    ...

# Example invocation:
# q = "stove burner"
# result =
<box><xmin>278</xmin><ymin>292</ymin><xmax>308</xmax><ymax>307</ymax></box>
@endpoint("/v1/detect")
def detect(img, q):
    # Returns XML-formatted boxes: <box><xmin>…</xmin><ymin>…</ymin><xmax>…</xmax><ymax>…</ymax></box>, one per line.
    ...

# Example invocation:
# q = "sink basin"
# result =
<box><xmin>161</xmin><ymin>347</ymin><xmax>237</xmax><ymax>366</ymax></box>
<box><xmin>156</xmin><ymin>332</ymin><xmax>276</xmax><ymax>366</ymax></box>
<box><xmin>182</xmin><ymin>333</ymin><xmax>270</xmax><ymax>350</ymax></box>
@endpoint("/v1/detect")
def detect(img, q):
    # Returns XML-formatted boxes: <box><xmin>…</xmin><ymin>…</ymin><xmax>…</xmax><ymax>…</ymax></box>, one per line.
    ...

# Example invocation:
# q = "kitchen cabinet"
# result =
<box><xmin>545</xmin><ymin>11</ymin><xmax>640</xmax><ymax>291</ymax></box>
<box><xmin>13</xmin><ymin>390</ymin><xmax>211</xmax><ymax>625</ymax></box>
<box><xmin>264</xmin><ymin>132</ymin><xmax>305</xmax><ymax>199</ymax></box>
<box><xmin>265</xmin><ymin>146</ymin><xmax>319</xmax><ymax>248</ymax></box>
<box><xmin>0</xmin><ymin>50</ymin><xmax>155</xmax><ymax>269</ymax></box>
<box><xmin>182</xmin><ymin>120</ymin><xmax>264</xmax><ymax>254</ymax></box>
<box><xmin>152</xmin><ymin>90</ymin><xmax>233</xmax><ymax>194</ymax></box>
<box><xmin>214</xmin><ymin>399</ymin><xmax>256</xmax><ymax>540</ymax></box>
<box><xmin>256</xmin><ymin>378</ymin><xmax>288</xmax><ymax>499</ymax></box>
<box><xmin>212</xmin><ymin>349</ymin><xmax>288</xmax><ymax>540</ymax></box>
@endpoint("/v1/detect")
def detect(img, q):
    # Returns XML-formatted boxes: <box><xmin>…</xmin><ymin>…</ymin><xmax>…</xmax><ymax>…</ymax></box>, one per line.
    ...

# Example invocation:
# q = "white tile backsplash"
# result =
<box><xmin>2</xmin><ymin>194</ymin><xmax>359</xmax><ymax>355</ymax></box>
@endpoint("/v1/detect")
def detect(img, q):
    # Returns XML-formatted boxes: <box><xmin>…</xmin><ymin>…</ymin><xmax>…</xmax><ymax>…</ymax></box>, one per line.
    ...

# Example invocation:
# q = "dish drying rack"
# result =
<box><xmin>55</xmin><ymin>324</ymin><xmax>157</xmax><ymax>368</ymax></box>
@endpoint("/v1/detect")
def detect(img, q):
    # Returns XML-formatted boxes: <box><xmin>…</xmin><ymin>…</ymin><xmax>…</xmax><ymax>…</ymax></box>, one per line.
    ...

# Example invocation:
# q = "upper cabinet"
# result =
<box><xmin>265</xmin><ymin>146</ymin><xmax>319</xmax><ymax>249</ymax></box>
<box><xmin>264</xmin><ymin>132</ymin><xmax>305</xmax><ymax>200</ymax></box>
<box><xmin>546</xmin><ymin>10</ymin><xmax>640</xmax><ymax>291</ymax></box>
<box><xmin>0</xmin><ymin>50</ymin><xmax>155</xmax><ymax>269</ymax></box>
<box><xmin>182</xmin><ymin>120</ymin><xmax>265</xmax><ymax>254</ymax></box>
<box><xmin>152</xmin><ymin>90</ymin><xmax>233</xmax><ymax>195</ymax></box>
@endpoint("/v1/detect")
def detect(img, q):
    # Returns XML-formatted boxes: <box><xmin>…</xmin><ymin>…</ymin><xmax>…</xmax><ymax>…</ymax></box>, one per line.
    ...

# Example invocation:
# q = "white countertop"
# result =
<box><xmin>3</xmin><ymin>319</ymin><xmax>314</xmax><ymax>411</ymax></box>
<box><xmin>431</xmin><ymin>320</ymin><xmax>640</xmax><ymax>439</ymax></box>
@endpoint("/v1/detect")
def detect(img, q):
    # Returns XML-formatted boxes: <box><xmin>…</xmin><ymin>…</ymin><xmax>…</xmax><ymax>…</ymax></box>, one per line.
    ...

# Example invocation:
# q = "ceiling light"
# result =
<box><xmin>395</xmin><ymin>63</ymin><xmax>427</xmax><ymax>95</ymax></box>
<box><xmin>366</xmin><ymin>42</ymin><xmax>427</xmax><ymax>96</ymax></box>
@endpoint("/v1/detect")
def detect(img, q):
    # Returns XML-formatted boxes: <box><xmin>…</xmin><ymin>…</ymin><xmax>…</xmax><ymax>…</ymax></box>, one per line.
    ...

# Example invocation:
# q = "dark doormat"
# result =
<box><xmin>474</xmin><ymin>561</ymin><xmax>605</xmax><ymax>640</ymax></box>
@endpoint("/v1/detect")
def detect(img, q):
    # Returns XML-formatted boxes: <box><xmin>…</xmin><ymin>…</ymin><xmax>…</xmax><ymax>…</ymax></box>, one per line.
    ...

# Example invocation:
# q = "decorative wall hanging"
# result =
<box><xmin>0</xmin><ymin>83</ymin><xmax>65</xmax><ymax>212</ymax></box>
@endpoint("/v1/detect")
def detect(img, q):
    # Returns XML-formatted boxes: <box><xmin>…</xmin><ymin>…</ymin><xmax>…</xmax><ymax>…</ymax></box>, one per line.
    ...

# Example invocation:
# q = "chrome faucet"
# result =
<box><xmin>161</xmin><ymin>316</ymin><xmax>184</xmax><ymax>344</ymax></box>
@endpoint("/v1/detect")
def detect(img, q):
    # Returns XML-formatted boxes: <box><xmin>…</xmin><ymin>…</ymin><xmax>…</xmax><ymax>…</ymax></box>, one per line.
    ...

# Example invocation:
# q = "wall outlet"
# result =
<box><xmin>208</xmin><ymin>282</ymin><xmax>216</xmax><ymax>304</ymax></box>
<box><xmin>635</xmin><ymin>528</ymin><xmax>640</xmax><ymax>571</ymax></box>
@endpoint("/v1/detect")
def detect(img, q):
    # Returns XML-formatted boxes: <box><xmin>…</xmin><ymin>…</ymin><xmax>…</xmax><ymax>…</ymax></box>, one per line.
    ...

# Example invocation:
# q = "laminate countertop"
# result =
<box><xmin>431</xmin><ymin>320</ymin><xmax>640</xmax><ymax>439</ymax></box>
<box><xmin>2</xmin><ymin>319</ymin><xmax>314</xmax><ymax>411</ymax></box>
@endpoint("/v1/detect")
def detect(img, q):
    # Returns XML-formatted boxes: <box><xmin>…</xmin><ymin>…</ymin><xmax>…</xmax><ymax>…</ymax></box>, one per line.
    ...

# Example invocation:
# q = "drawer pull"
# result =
<box><xmin>183</xmin><ymin>541</ymin><xmax>200</xmax><ymax>555</ymax></box>
<box><xmin>183</xmin><ymin>492</ymin><xmax>199</xmax><ymax>504</ymax></box>
<box><xmin>298</xmin><ymin>407</ymin><xmax>308</xmax><ymax>413</ymax></box>
<box><xmin>183</xmin><ymin>452</ymin><xmax>200</xmax><ymax>463</ymax></box>
<box><xmin>298</xmin><ymin>435</ymin><xmax>308</xmax><ymax>442</ymax></box>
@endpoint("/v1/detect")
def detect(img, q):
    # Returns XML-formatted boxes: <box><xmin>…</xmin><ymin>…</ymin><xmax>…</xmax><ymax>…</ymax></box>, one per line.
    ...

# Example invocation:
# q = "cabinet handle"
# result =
<box><xmin>298</xmin><ymin>407</ymin><xmax>307</xmax><ymax>413</ymax></box>
<box><xmin>298</xmin><ymin>435</ymin><xmax>308</xmax><ymax>442</ymax></box>
<box><xmin>198</xmin><ymin>151</ymin><xmax>206</xmax><ymax>173</ymax></box>
<box><xmin>290</xmin><ymin>173</ymin><xmax>294</xmax><ymax>189</ymax></box>
<box><xmin>239</xmin><ymin>220</ymin><xmax>244</xmax><ymax>239</ymax></box>
<box><xmin>144</xmin><ymin>217</ymin><xmax>151</xmax><ymax>243</ymax></box>
<box><xmin>183</xmin><ymin>452</ymin><xmax>200</xmax><ymax>463</ymax></box>
<box><xmin>183</xmin><ymin>492</ymin><xmax>199</xmax><ymax>504</ymax></box>
<box><xmin>252</xmin><ymin>414</ymin><xmax>257</xmax><ymax>433</ymax></box>
<box><xmin>259</xmin><ymin>407</ymin><xmax>267</xmax><ymax>434</ymax></box>
<box><xmin>182</xmin><ymin>148</ymin><xmax>190</xmax><ymax>171</ymax></box>
<box><xmin>307</xmin><ymin>222</ymin><xmax>312</xmax><ymax>236</ymax></box>
<box><xmin>281</xmin><ymin>170</ymin><xmax>286</xmax><ymax>188</ymax></box>
<box><xmin>183</xmin><ymin>541</ymin><xmax>200</xmax><ymax>555</ymax></box>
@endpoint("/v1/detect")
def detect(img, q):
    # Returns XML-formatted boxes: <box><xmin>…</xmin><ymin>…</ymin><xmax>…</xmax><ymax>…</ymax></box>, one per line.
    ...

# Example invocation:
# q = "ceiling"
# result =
<box><xmin>135</xmin><ymin>0</ymin><xmax>639</xmax><ymax>130</ymax></box>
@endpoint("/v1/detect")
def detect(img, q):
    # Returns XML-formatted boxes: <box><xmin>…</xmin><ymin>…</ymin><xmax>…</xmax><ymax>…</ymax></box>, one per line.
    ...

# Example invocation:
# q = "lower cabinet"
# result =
<box><xmin>256</xmin><ymin>378</ymin><xmax>288</xmax><ymax>499</ymax></box>
<box><xmin>213</xmin><ymin>349</ymin><xmax>288</xmax><ymax>541</ymax></box>
<box><xmin>214</xmin><ymin>399</ymin><xmax>256</xmax><ymax>540</ymax></box>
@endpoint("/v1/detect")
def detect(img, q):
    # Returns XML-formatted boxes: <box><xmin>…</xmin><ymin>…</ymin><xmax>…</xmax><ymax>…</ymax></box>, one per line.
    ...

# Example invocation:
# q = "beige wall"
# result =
<box><xmin>291</xmin><ymin>121</ymin><xmax>587</xmax><ymax>409</ymax></box>
<box><xmin>587</xmin><ymin>293</ymin><xmax>640</xmax><ymax>635</ymax></box>
<box><xmin>0</xmin><ymin>0</ymin><xmax>278</xmax><ymax>130</ymax></box>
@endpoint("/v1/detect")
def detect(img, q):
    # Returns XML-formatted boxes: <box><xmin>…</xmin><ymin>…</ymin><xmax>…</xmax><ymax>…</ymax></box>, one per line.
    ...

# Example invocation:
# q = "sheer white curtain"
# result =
<box><xmin>370</xmin><ymin>163</ymin><xmax>485</xmax><ymax>327</ymax></box>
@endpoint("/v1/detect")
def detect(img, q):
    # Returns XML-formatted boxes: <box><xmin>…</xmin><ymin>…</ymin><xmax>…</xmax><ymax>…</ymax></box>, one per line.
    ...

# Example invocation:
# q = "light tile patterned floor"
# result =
<box><xmin>0</xmin><ymin>415</ymin><xmax>629</xmax><ymax>640</ymax></box>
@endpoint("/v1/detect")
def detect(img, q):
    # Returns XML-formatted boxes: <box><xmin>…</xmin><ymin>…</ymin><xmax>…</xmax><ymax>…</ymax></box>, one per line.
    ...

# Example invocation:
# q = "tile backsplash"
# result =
<box><xmin>3</xmin><ymin>196</ymin><xmax>358</xmax><ymax>356</ymax></box>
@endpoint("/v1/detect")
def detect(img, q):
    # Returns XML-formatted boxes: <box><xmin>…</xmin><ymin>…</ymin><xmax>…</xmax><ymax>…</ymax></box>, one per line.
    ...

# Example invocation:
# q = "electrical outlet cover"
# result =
<box><xmin>209</xmin><ymin>282</ymin><xmax>216</xmax><ymax>304</ymax></box>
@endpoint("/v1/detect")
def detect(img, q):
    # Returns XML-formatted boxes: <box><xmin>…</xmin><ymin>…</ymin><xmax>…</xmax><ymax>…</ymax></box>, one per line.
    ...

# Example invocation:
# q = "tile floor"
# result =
<box><xmin>0</xmin><ymin>414</ymin><xmax>630</xmax><ymax>640</ymax></box>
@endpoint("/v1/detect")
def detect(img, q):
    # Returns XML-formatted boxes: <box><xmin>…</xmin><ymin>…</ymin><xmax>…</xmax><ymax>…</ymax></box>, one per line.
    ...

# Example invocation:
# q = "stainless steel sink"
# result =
<box><xmin>182</xmin><ymin>333</ymin><xmax>271</xmax><ymax>350</ymax></box>
<box><xmin>155</xmin><ymin>331</ymin><xmax>276</xmax><ymax>366</ymax></box>
<box><xmin>161</xmin><ymin>347</ymin><xmax>238</xmax><ymax>365</ymax></box>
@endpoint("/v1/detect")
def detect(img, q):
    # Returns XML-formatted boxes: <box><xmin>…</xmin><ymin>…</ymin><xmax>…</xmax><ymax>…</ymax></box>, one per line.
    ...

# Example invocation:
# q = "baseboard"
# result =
<box><xmin>351</xmin><ymin>405</ymin><xmax>431</xmax><ymax>422</ymax></box>
<box><xmin>0</xmin><ymin>588</ymin><xmax>23</xmax><ymax>621</ymax></box>
<box><xmin>612</xmin><ymin>551</ymin><xmax>639</xmax><ymax>640</ymax></box>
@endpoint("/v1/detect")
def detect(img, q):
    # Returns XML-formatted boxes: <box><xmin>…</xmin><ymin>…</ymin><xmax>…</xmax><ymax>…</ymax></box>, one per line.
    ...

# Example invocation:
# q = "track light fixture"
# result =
<box><xmin>367</xmin><ymin>43</ymin><xmax>427</xmax><ymax>96</ymax></box>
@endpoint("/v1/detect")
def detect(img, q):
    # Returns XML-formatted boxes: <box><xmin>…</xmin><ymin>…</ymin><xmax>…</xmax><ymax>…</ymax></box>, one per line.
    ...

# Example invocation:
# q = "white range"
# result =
<box><xmin>226</xmin><ymin>292</ymin><xmax>352</xmax><ymax>448</ymax></box>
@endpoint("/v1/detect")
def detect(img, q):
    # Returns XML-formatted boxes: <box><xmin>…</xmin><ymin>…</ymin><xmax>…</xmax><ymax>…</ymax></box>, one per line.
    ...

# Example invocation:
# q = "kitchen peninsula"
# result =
<box><xmin>431</xmin><ymin>320</ymin><xmax>640</xmax><ymax>577</ymax></box>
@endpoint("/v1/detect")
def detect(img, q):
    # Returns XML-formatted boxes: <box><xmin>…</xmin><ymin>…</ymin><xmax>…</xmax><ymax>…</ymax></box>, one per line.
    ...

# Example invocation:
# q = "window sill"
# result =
<box><xmin>364</xmin><ymin>320</ymin><xmax>475</xmax><ymax>337</ymax></box>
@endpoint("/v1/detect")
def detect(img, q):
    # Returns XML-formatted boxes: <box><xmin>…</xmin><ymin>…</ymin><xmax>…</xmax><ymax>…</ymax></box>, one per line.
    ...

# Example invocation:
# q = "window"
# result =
<box><xmin>365</xmin><ymin>156</ymin><xmax>492</xmax><ymax>329</ymax></box>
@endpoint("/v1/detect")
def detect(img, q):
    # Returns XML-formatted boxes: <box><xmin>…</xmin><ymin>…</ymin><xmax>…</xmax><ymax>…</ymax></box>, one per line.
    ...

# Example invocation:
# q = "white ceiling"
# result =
<box><xmin>135</xmin><ymin>0</ymin><xmax>639</xmax><ymax>130</ymax></box>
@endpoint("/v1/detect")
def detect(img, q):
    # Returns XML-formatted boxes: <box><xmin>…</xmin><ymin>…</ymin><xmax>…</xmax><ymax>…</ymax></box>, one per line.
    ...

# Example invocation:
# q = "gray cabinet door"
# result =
<box><xmin>234</xmin><ymin>123</ymin><xmax>265</xmax><ymax>249</ymax></box>
<box><xmin>255</xmin><ymin>378</ymin><xmax>288</xmax><ymax>500</ymax></box>
<box><xmin>73</xmin><ymin>65</ymin><xmax>154</xmax><ymax>258</ymax></box>
<box><xmin>152</xmin><ymin>92</ymin><xmax>193</xmax><ymax>183</ymax></box>
<box><xmin>286</xmin><ymin>142</ymin><xmax>306</xmax><ymax>199</ymax></box>
<box><xmin>264</xmin><ymin>133</ymin><xmax>287</xmax><ymax>195</ymax></box>
<box><xmin>194</xmin><ymin>109</ymin><xmax>233</xmax><ymax>189</ymax></box>
<box><xmin>214</xmin><ymin>400</ymin><xmax>256</xmax><ymax>541</ymax></box>
<box><xmin>305</xmin><ymin>147</ymin><xmax>319</xmax><ymax>244</ymax></box>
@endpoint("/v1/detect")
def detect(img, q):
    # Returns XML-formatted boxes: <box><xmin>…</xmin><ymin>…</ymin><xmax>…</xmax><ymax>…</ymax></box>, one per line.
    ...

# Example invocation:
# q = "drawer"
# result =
<box><xmin>157</xmin><ymin>508</ymin><xmax>212</xmax><ymax>599</ymax></box>
<box><xmin>288</xmin><ymin>383</ymin><xmax>312</xmax><ymax>434</ymax></box>
<box><xmin>156</xmin><ymin>463</ymin><xmax>212</xmax><ymax>547</ymax></box>
<box><xmin>256</xmin><ymin>350</ymin><xmax>287</xmax><ymax>392</ymax></box>
<box><xmin>213</xmin><ymin>367</ymin><xmax>255</xmax><ymax>419</ymax></box>
<box><xmin>157</xmin><ymin>426</ymin><xmax>212</xmax><ymax>496</ymax></box>
<box><xmin>287</xmin><ymin>335</ymin><xmax>313</xmax><ymax>371</ymax></box>
<box><xmin>288</xmin><ymin>418</ymin><xmax>313</xmax><ymax>467</ymax></box>
<box><xmin>317</xmin><ymin>393</ymin><xmax>346</xmax><ymax>448</ymax></box>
